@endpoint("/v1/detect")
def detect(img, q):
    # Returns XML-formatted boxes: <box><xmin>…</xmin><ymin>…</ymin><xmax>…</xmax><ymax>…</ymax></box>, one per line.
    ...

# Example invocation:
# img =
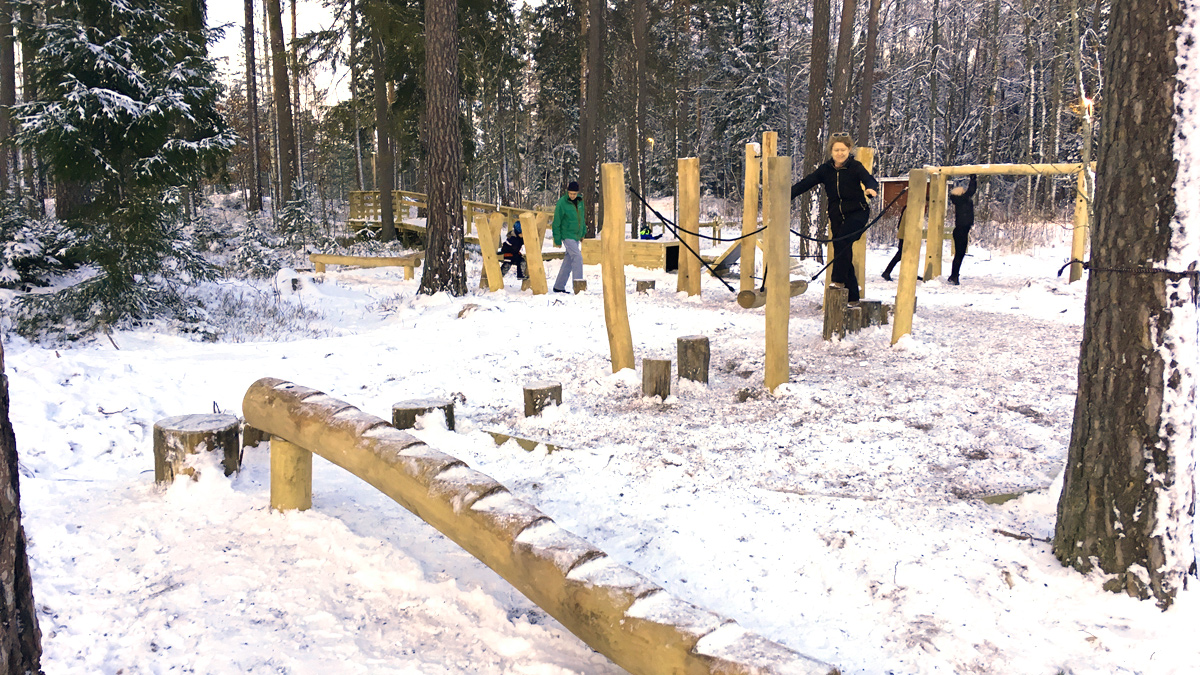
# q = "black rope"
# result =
<box><xmin>1057</xmin><ymin>259</ymin><xmax>1200</xmax><ymax>303</ymax></box>
<box><xmin>790</xmin><ymin>187</ymin><xmax>909</xmax><ymax>244</ymax></box>
<box><xmin>627</xmin><ymin>186</ymin><xmax>768</xmax><ymax>242</ymax></box>
<box><xmin>627</xmin><ymin>186</ymin><xmax>738</xmax><ymax>293</ymax></box>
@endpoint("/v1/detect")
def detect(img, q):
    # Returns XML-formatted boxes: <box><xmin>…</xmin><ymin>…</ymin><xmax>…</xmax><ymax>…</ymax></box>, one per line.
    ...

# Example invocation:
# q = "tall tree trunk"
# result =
<box><xmin>245</xmin><ymin>0</ymin><xmax>263</xmax><ymax>212</ymax></box>
<box><xmin>420</xmin><ymin>0</ymin><xmax>465</xmax><ymax>295</ymax></box>
<box><xmin>0</xmin><ymin>344</ymin><xmax>43</xmax><ymax>672</ymax></box>
<box><xmin>857</xmin><ymin>0</ymin><xmax>880</xmax><ymax>145</ymax></box>
<box><xmin>800</xmin><ymin>0</ymin><xmax>831</xmax><ymax>237</ymax></box>
<box><xmin>265</xmin><ymin>0</ymin><xmax>296</xmax><ymax>202</ymax></box>
<box><xmin>927</xmin><ymin>0</ymin><xmax>940</xmax><ymax>163</ymax></box>
<box><xmin>578</xmin><ymin>0</ymin><xmax>604</xmax><ymax>236</ymax></box>
<box><xmin>1053</xmin><ymin>0</ymin><xmax>1196</xmax><ymax>610</ymax></box>
<box><xmin>18</xmin><ymin>0</ymin><xmax>37</xmax><ymax>213</ymax></box>
<box><xmin>1021</xmin><ymin>0</ymin><xmax>1036</xmax><ymax>208</ymax></box>
<box><xmin>349</xmin><ymin>0</ymin><xmax>365</xmax><ymax>191</ymax></box>
<box><xmin>371</xmin><ymin>32</ymin><xmax>396</xmax><ymax>242</ymax></box>
<box><xmin>632</xmin><ymin>0</ymin><xmax>647</xmax><ymax>237</ymax></box>
<box><xmin>0</xmin><ymin>0</ymin><xmax>13</xmax><ymax>197</ymax></box>
<box><xmin>290</xmin><ymin>0</ymin><xmax>303</xmax><ymax>187</ymax></box>
<box><xmin>827</xmin><ymin>0</ymin><xmax>857</xmax><ymax>134</ymax></box>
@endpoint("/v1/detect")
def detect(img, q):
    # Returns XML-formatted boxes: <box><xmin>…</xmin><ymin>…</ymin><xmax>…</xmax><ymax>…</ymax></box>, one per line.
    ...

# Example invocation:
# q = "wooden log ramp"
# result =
<box><xmin>242</xmin><ymin>378</ymin><xmax>837</xmax><ymax>675</ymax></box>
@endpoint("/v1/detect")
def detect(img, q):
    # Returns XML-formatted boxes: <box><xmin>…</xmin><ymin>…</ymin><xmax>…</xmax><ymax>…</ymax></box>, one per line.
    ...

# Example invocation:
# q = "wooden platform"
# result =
<box><xmin>580</xmin><ymin>238</ymin><xmax>679</xmax><ymax>271</ymax></box>
<box><xmin>310</xmin><ymin>253</ymin><xmax>424</xmax><ymax>279</ymax></box>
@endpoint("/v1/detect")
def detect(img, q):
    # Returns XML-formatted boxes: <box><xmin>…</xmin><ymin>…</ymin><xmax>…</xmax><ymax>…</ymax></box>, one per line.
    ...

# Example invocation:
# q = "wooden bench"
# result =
<box><xmin>310</xmin><ymin>253</ymin><xmax>424</xmax><ymax>280</ymax></box>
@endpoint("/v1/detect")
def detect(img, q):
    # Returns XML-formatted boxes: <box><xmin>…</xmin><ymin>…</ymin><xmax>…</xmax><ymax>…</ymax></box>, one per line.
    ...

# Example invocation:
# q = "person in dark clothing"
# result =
<box><xmin>881</xmin><ymin>205</ymin><xmax>906</xmax><ymax>281</ymax></box>
<box><xmin>947</xmin><ymin>174</ymin><xmax>978</xmax><ymax>285</ymax></box>
<box><xmin>499</xmin><ymin>220</ymin><xmax>528</xmax><ymax>279</ymax></box>
<box><xmin>790</xmin><ymin>133</ymin><xmax>879</xmax><ymax>302</ymax></box>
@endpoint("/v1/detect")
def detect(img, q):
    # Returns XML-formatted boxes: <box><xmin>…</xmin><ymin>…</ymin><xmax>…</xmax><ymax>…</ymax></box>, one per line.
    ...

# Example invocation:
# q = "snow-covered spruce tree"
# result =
<box><xmin>1053</xmin><ymin>0</ymin><xmax>1197</xmax><ymax>609</ymax></box>
<box><xmin>0</xmin><ymin>197</ymin><xmax>77</xmax><ymax>288</ymax></box>
<box><xmin>12</xmin><ymin>0</ymin><xmax>236</xmax><ymax>334</ymax></box>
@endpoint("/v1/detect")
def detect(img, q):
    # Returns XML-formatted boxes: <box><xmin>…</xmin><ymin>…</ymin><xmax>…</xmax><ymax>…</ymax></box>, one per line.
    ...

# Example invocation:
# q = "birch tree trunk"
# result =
<box><xmin>1053</xmin><ymin>0</ymin><xmax>1196</xmax><ymax>610</ymax></box>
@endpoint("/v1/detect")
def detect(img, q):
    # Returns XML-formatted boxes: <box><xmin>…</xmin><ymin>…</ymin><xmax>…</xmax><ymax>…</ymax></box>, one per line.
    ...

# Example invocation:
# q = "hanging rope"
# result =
<box><xmin>1056</xmin><ymin>258</ymin><xmax>1200</xmax><ymax>305</ymax></box>
<box><xmin>627</xmin><ymin>187</ymin><xmax>738</xmax><ymax>293</ymax></box>
<box><xmin>627</xmin><ymin>186</ymin><xmax>768</xmax><ymax>242</ymax></box>
<box><xmin>790</xmin><ymin>186</ymin><xmax>908</xmax><ymax>244</ymax></box>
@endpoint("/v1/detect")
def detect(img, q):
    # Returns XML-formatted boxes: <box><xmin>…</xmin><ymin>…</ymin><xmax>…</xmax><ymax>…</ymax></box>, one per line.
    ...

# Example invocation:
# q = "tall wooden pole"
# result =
<box><xmin>1069</xmin><ymin>167</ymin><xmax>1090</xmax><ymax>282</ymax></box>
<box><xmin>601</xmin><ymin>163</ymin><xmax>635</xmax><ymax>372</ymax></box>
<box><xmin>740</xmin><ymin>143</ymin><xmax>761</xmax><ymax>293</ymax></box>
<box><xmin>924</xmin><ymin>173</ymin><xmax>948</xmax><ymax>280</ymax></box>
<box><xmin>677</xmin><ymin>157</ymin><xmax>701</xmax><ymax>296</ymax></box>
<box><xmin>891</xmin><ymin>169</ymin><xmax>929</xmax><ymax>344</ymax></box>
<box><xmin>764</xmin><ymin>155</ymin><xmax>791</xmax><ymax>391</ymax></box>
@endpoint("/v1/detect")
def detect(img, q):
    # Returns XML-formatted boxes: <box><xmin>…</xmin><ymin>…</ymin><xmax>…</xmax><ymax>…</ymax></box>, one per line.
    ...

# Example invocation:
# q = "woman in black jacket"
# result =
<box><xmin>790</xmin><ymin>133</ymin><xmax>879</xmax><ymax>302</ymax></box>
<box><xmin>947</xmin><ymin>174</ymin><xmax>977</xmax><ymax>285</ymax></box>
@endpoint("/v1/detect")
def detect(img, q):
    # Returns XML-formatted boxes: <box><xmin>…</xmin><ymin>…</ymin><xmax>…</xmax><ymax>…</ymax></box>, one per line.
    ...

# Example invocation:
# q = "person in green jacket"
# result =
<box><xmin>551</xmin><ymin>180</ymin><xmax>586</xmax><ymax>293</ymax></box>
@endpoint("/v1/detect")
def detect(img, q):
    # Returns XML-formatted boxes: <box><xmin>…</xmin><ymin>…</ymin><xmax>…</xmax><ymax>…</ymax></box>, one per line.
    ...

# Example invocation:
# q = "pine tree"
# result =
<box><xmin>13</xmin><ymin>0</ymin><xmax>236</xmax><ymax>334</ymax></box>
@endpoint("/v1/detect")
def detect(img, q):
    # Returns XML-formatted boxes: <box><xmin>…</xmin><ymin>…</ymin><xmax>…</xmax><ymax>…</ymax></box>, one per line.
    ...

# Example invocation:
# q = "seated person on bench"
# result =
<box><xmin>499</xmin><ymin>221</ymin><xmax>528</xmax><ymax>279</ymax></box>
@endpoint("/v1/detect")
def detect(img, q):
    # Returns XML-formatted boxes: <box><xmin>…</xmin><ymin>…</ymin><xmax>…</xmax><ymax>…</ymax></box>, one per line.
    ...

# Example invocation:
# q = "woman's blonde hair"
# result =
<box><xmin>827</xmin><ymin>133</ymin><xmax>855</xmax><ymax>156</ymax></box>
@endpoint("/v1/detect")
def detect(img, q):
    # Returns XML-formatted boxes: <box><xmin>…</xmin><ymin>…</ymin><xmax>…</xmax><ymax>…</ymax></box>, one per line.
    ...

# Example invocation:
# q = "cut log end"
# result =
<box><xmin>677</xmin><ymin>336</ymin><xmax>710</xmax><ymax>384</ymax></box>
<box><xmin>153</xmin><ymin>413</ymin><xmax>241</xmax><ymax>484</ymax></box>
<box><xmin>524</xmin><ymin>381</ymin><xmax>563</xmax><ymax>417</ymax></box>
<box><xmin>642</xmin><ymin>359</ymin><xmax>672</xmax><ymax>399</ymax></box>
<box><xmin>392</xmin><ymin>398</ymin><xmax>456</xmax><ymax>431</ymax></box>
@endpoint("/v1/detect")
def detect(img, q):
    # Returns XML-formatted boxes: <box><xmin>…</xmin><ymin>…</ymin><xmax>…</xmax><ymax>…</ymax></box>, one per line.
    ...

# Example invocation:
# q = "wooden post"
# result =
<box><xmin>677</xmin><ymin>157</ymin><xmax>701</xmax><ymax>296</ymax></box>
<box><xmin>760</xmin><ymin>132</ymin><xmax>777</xmax><ymax>283</ymax></box>
<box><xmin>635</xmin><ymin>279</ymin><xmax>655</xmax><ymax>293</ymax></box>
<box><xmin>392</xmin><ymin>398</ymin><xmax>455</xmax><ymax>431</ymax></box>
<box><xmin>314</xmin><ymin>261</ymin><xmax>326</xmax><ymax>273</ymax></box>
<box><xmin>152</xmin><ymin>414</ymin><xmax>241</xmax><ymax>484</ymax></box>
<box><xmin>924</xmin><ymin>173</ymin><xmax>948</xmax><ymax>280</ymax></box>
<box><xmin>600</xmin><ymin>163</ymin><xmax>635</xmax><ymax>372</ymax></box>
<box><xmin>764</xmin><ymin>154</ymin><xmax>791</xmax><ymax>391</ymax></box>
<box><xmin>892</xmin><ymin>169</ymin><xmax>930</xmax><ymax>344</ymax></box>
<box><xmin>477</xmin><ymin>214</ymin><xmax>503</xmax><ymax>291</ymax></box>
<box><xmin>521</xmin><ymin>211</ymin><xmax>549</xmax><ymax>295</ymax></box>
<box><xmin>523</xmin><ymin>381</ymin><xmax>562</xmax><ymax>417</ymax></box>
<box><xmin>642</xmin><ymin>359</ymin><xmax>672</xmax><ymax>398</ymax></box>
<box><xmin>677</xmin><ymin>336</ymin><xmax>710</xmax><ymax>383</ymax></box>
<box><xmin>846</xmin><ymin>305</ymin><xmax>863</xmax><ymax>333</ymax></box>
<box><xmin>573</xmin><ymin>279</ymin><xmax>587</xmax><ymax>294</ymax></box>
<box><xmin>1070</xmin><ymin>168</ymin><xmax>1089</xmax><ymax>282</ymax></box>
<box><xmin>740</xmin><ymin>143</ymin><xmax>761</xmax><ymax>293</ymax></box>
<box><xmin>853</xmin><ymin>147</ymin><xmax>874</xmax><ymax>300</ymax></box>
<box><xmin>857</xmin><ymin>299</ymin><xmax>884</xmax><ymax>326</ymax></box>
<box><xmin>736</xmin><ymin>279</ymin><xmax>807</xmax><ymax>309</ymax></box>
<box><xmin>270</xmin><ymin>435</ymin><xmax>312</xmax><ymax>511</ymax></box>
<box><xmin>822</xmin><ymin>286</ymin><xmax>849</xmax><ymax>340</ymax></box>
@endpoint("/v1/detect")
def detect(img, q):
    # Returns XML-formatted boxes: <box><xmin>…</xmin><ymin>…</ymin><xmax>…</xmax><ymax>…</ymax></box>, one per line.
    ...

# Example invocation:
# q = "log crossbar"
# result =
<box><xmin>242</xmin><ymin>378</ymin><xmax>836</xmax><ymax>675</ymax></box>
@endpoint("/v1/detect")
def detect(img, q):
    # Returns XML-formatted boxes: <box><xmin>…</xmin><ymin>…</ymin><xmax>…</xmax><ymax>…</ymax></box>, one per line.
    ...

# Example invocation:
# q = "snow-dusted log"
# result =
<box><xmin>635</xmin><ymin>279</ymin><xmax>656</xmax><ymax>293</ymax></box>
<box><xmin>822</xmin><ymin>286</ymin><xmax>849</xmax><ymax>341</ymax></box>
<box><xmin>243</xmin><ymin>377</ymin><xmax>836</xmax><ymax>675</ymax></box>
<box><xmin>522</xmin><ymin>381</ymin><xmax>561</xmax><ymax>417</ymax></box>
<box><xmin>392</xmin><ymin>398</ymin><xmax>455</xmax><ymax>431</ymax></box>
<box><xmin>1053</xmin><ymin>0</ymin><xmax>1197</xmax><ymax>609</ymax></box>
<box><xmin>677</xmin><ymin>336</ymin><xmax>710</xmax><ymax>384</ymax></box>
<box><xmin>152</xmin><ymin>414</ymin><xmax>241</xmax><ymax>484</ymax></box>
<box><xmin>736</xmin><ymin>279</ymin><xmax>807</xmax><ymax>309</ymax></box>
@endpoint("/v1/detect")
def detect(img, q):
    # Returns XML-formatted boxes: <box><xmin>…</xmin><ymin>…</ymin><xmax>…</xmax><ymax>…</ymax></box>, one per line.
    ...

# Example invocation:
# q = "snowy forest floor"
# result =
<box><xmin>2</xmin><ymin>239</ymin><xmax>1197</xmax><ymax>674</ymax></box>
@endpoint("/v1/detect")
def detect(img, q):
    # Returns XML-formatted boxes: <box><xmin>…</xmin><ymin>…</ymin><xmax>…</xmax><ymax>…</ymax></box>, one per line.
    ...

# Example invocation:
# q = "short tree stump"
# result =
<box><xmin>153</xmin><ymin>414</ymin><xmax>241</xmax><ymax>484</ymax></box>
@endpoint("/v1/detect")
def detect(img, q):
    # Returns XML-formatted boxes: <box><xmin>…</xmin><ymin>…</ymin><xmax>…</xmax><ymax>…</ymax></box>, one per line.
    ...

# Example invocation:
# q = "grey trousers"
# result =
<box><xmin>554</xmin><ymin>238</ymin><xmax>584</xmax><ymax>290</ymax></box>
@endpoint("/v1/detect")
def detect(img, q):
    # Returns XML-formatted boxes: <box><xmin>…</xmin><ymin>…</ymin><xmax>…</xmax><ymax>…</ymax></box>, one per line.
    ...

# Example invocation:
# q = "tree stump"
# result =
<box><xmin>521</xmin><ymin>278</ymin><xmax>532</xmax><ymax>292</ymax></box>
<box><xmin>846</xmin><ymin>306</ymin><xmax>863</xmax><ymax>333</ymax></box>
<box><xmin>822</xmin><ymin>286</ymin><xmax>849</xmax><ymax>340</ymax></box>
<box><xmin>573</xmin><ymin>279</ymin><xmax>588</xmax><ymax>294</ymax></box>
<box><xmin>392</xmin><ymin>398</ymin><xmax>456</xmax><ymax>431</ymax></box>
<box><xmin>642</xmin><ymin>359</ymin><xmax>672</xmax><ymax>399</ymax></box>
<box><xmin>635</xmin><ymin>279</ymin><xmax>656</xmax><ymax>293</ymax></box>
<box><xmin>677</xmin><ymin>335</ymin><xmax>710</xmax><ymax>384</ymax></box>
<box><xmin>242</xmin><ymin>423</ymin><xmax>267</xmax><ymax>449</ymax></box>
<box><xmin>153</xmin><ymin>414</ymin><xmax>241</xmax><ymax>484</ymax></box>
<box><xmin>523</xmin><ymin>381</ymin><xmax>562</xmax><ymax>417</ymax></box>
<box><xmin>858</xmin><ymin>300</ymin><xmax>883</xmax><ymax>326</ymax></box>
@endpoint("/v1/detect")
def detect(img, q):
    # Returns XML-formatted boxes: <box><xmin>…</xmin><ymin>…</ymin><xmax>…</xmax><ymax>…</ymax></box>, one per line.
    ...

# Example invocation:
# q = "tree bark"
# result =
<box><xmin>578</xmin><ymin>0</ymin><xmax>604</xmax><ymax>236</ymax></box>
<box><xmin>800</xmin><ymin>0</ymin><xmax>830</xmax><ymax>237</ymax></box>
<box><xmin>0</xmin><ymin>0</ymin><xmax>14</xmax><ymax>196</ymax></box>
<box><xmin>371</xmin><ymin>31</ymin><xmax>396</xmax><ymax>241</ymax></box>
<box><xmin>1053</xmin><ymin>0</ymin><xmax>1196</xmax><ymax>610</ymax></box>
<box><xmin>827</xmin><ymin>0</ymin><xmax>856</xmax><ymax>134</ymax></box>
<box><xmin>0</xmin><ymin>344</ymin><xmax>43</xmax><ymax>673</ymax></box>
<box><xmin>420</xmin><ymin>0</ymin><xmax>466</xmax><ymax>295</ymax></box>
<box><xmin>290</xmin><ymin>0</ymin><xmax>302</xmax><ymax>187</ymax></box>
<box><xmin>265</xmin><ymin>0</ymin><xmax>296</xmax><ymax>202</ymax></box>
<box><xmin>857</xmin><ymin>0</ymin><xmax>881</xmax><ymax>144</ymax></box>
<box><xmin>245</xmin><ymin>0</ymin><xmax>263</xmax><ymax>212</ymax></box>
<box><xmin>631</xmin><ymin>0</ymin><xmax>647</xmax><ymax>238</ymax></box>
<box><xmin>17</xmin><ymin>0</ymin><xmax>37</xmax><ymax>212</ymax></box>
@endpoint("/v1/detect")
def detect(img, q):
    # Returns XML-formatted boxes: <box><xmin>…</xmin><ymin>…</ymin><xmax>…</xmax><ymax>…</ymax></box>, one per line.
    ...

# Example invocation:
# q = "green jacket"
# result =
<box><xmin>551</xmin><ymin>194</ymin><xmax>586</xmax><ymax>246</ymax></box>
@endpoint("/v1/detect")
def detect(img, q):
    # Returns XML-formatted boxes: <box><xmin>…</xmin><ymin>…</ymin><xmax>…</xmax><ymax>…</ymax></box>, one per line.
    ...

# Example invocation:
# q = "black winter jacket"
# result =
<box><xmin>790</xmin><ymin>157</ymin><xmax>879</xmax><ymax>219</ymax></box>
<box><xmin>499</xmin><ymin>232</ymin><xmax>524</xmax><ymax>259</ymax></box>
<box><xmin>948</xmin><ymin>175</ymin><xmax>978</xmax><ymax>230</ymax></box>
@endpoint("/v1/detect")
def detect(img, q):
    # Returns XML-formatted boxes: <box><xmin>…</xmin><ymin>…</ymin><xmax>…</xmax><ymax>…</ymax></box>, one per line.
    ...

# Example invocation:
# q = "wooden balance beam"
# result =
<box><xmin>310</xmin><ymin>253</ymin><xmax>424</xmax><ymax>280</ymax></box>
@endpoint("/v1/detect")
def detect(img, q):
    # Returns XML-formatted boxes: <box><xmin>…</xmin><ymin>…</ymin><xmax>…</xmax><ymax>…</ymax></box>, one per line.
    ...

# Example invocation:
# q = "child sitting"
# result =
<box><xmin>499</xmin><ymin>221</ymin><xmax>527</xmax><ymax>279</ymax></box>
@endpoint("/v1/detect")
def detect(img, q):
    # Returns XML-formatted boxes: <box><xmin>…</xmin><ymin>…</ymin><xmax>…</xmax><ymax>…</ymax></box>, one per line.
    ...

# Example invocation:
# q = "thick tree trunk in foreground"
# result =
<box><xmin>0</xmin><ymin>345</ymin><xmax>42</xmax><ymax>672</ymax></box>
<box><xmin>1053</xmin><ymin>0</ymin><xmax>1196</xmax><ymax>610</ymax></box>
<box><xmin>420</xmin><ymin>0</ymin><xmax>465</xmax><ymax>295</ymax></box>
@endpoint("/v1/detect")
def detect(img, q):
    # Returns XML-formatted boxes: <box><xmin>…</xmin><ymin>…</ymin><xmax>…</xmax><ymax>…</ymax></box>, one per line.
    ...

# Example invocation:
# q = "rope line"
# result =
<box><xmin>628</xmin><ymin>187</ymin><xmax>738</xmax><ymax>293</ymax></box>
<box><xmin>1057</xmin><ymin>259</ymin><xmax>1200</xmax><ymax>303</ymax></box>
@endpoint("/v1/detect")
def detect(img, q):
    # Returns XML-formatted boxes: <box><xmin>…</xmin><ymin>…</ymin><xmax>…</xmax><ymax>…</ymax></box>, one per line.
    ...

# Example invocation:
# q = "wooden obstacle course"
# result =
<box><xmin>523</xmin><ymin>381</ymin><xmax>562</xmax><ymax>417</ymax></box>
<box><xmin>677</xmin><ymin>336</ymin><xmax>710</xmax><ymax>384</ymax></box>
<box><xmin>392</xmin><ymin>398</ymin><xmax>456</xmax><ymax>431</ymax></box>
<box><xmin>600</xmin><ymin>163</ymin><xmax>636</xmax><ymax>373</ymax></box>
<box><xmin>310</xmin><ymin>253</ymin><xmax>424</xmax><ymax>280</ymax></box>
<box><xmin>891</xmin><ymin>169</ymin><xmax>930</xmax><ymax>344</ymax></box>
<box><xmin>153</xmin><ymin>414</ymin><xmax>241</xmax><ymax>484</ymax></box>
<box><xmin>581</xmin><ymin>238</ymin><xmax>680</xmax><ymax>271</ymax></box>
<box><xmin>764</xmin><ymin>154</ymin><xmax>791</xmax><ymax>391</ymax></box>
<box><xmin>477</xmin><ymin>213</ymin><xmax>505</xmax><ymax>292</ymax></box>
<box><xmin>676</xmin><ymin>158</ymin><xmax>702</xmax><ymax>296</ymax></box>
<box><xmin>520</xmin><ymin>211</ymin><xmax>550</xmax><ymax>295</ymax></box>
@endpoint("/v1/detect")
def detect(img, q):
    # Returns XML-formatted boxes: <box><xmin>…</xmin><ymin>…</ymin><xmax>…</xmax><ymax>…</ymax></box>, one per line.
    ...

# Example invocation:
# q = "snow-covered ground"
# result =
<box><xmin>4</xmin><ymin>245</ymin><xmax>1197</xmax><ymax>674</ymax></box>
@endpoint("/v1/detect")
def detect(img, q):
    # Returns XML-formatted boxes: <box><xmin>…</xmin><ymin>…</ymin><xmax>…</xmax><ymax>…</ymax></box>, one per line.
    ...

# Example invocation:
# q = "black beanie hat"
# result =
<box><xmin>567</xmin><ymin>181</ymin><xmax>580</xmax><ymax>192</ymax></box>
